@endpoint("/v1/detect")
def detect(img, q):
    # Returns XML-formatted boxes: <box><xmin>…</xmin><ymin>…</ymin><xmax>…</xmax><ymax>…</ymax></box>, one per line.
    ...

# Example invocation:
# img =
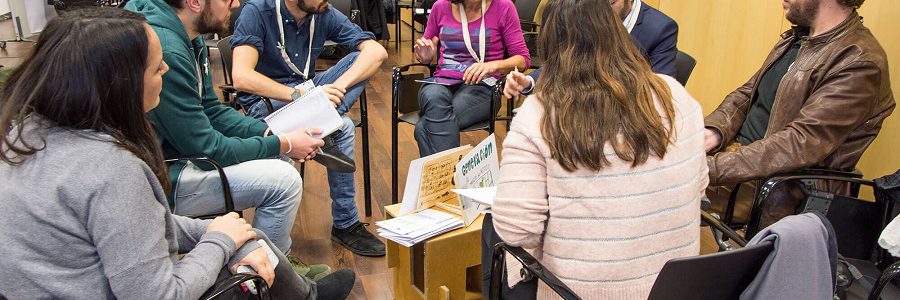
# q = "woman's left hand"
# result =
<box><xmin>463</xmin><ymin>62</ymin><xmax>499</xmax><ymax>85</ymax></box>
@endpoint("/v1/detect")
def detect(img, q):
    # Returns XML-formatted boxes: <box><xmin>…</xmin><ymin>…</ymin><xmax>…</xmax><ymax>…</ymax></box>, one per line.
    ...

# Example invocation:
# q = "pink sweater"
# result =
<box><xmin>492</xmin><ymin>75</ymin><xmax>709</xmax><ymax>299</ymax></box>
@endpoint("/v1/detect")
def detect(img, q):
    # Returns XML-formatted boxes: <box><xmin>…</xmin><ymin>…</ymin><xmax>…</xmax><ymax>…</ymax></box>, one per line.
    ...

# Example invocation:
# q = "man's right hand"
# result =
<box><xmin>207</xmin><ymin>212</ymin><xmax>256</xmax><ymax>248</ymax></box>
<box><xmin>321</xmin><ymin>84</ymin><xmax>346</xmax><ymax>108</ymax></box>
<box><xmin>503</xmin><ymin>70</ymin><xmax>532</xmax><ymax>99</ymax></box>
<box><xmin>281</xmin><ymin>128</ymin><xmax>325</xmax><ymax>162</ymax></box>
<box><xmin>704</xmin><ymin>128</ymin><xmax>722</xmax><ymax>153</ymax></box>
<box><xmin>414</xmin><ymin>37</ymin><xmax>437</xmax><ymax>63</ymax></box>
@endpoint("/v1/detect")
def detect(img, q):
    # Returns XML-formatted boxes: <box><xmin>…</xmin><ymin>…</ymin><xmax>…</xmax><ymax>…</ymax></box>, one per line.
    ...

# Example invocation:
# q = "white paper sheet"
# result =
<box><xmin>451</xmin><ymin>186</ymin><xmax>496</xmax><ymax>207</ymax></box>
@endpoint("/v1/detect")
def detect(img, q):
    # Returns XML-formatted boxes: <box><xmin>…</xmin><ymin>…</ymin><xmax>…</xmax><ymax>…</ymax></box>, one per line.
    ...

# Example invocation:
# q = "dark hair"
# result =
<box><xmin>535</xmin><ymin>0</ymin><xmax>676</xmax><ymax>172</ymax></box>
<box><xmin>0</xmin><ymin>7</ymin><xmax>170</xmax><ymax>193</ymax></box>
<box><xmin>838</xmin><ymin>0</ymin><xmax>864</xmax><ymax>9</ymax></box>
<box><xmin>164</xmin><ymin>0</ymin><xmax>184</xmax><ymax>9</ymax></box>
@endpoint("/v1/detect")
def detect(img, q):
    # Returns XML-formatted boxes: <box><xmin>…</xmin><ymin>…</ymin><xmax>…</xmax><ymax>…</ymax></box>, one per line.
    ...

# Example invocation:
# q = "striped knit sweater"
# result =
<box><xmin>492</xmin><ymin>75</ymin><xmax>709</xmax><ymax>299</ymax></box>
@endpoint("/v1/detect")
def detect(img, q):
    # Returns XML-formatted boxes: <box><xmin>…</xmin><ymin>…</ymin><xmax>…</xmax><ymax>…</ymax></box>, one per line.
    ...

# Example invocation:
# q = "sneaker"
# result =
<box><xmin>315</xmin><ymin>269</ymin><xmax>356</xmax><ymax>300</ymax></box>
<box><xmin>287</xmin><ymin>255</ymin><xmax>332</xmax><ymax>281</ymax></box>
<box><xmin>312</xmin><ymin>134</ymin><xmax>356</xmax><ymax>173</ymax></box>
<box><xmin>331</xmin><ymin>222</ymin><xmax>386</xmax><ymax>257</ymax></box>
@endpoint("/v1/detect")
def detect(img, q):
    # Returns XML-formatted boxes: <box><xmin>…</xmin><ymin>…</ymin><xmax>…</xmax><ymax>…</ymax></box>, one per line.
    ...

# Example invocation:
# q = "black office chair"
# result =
<box><xmin>716</xmin><ymin>168</ymin><xmax>864</xmax><ymax>235</ymax></box>
<box><xmin>390</xmin><ymin>63</ymin><xmax>501</xmax><ymax>204</ymax></box>
<box><xmin>215</xmin><ymin>36</ymin><xmax>374</xmax><ymax>217</ymax></box>
<box><xmin>647</xmin><ymin>241</ymin><xmax>773</xmax><ymax>300</ymax></box>
<box><xmin>514</xmin><ymin>0</ymin><xmax>542</xmax><ymax>61</ymax></box>
<box><xmin>709</xmin><ymin>170</ymin><xmax>900</xmax><ymax>300</ymax></box>
<box><xmin>674</xmin><ymin>50</ymin><xmax>696</xmax><ymax>86</ymax></box>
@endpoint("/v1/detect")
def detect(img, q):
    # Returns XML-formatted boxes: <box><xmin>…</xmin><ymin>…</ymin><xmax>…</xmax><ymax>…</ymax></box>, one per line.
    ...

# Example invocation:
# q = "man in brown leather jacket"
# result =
<box><xmin>704</xmin><ymin>0</ymin><xmax>895</xmax><ymax>227</ymax></box>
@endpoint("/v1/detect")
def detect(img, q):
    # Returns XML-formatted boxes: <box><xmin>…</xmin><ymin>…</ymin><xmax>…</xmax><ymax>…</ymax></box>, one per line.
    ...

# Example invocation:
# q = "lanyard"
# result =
<box><xmin>276</xmin><ymin>0</ymin><xmax>315</xmax><ymax>80</ymax></box>
<box><xmin>458</xmin><ymin>0</ymin><xmax>486</xmax><ymax>63</ymax></box>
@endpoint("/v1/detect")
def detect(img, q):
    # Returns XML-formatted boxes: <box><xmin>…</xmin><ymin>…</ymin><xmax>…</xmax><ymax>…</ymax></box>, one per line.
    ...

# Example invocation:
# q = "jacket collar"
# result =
<box><xmin>634</xmin><ymin>1</ymin><xmax>649</xmax><ymax>26</ymax></box>
<box><xmin>781</xmin><ymin>11</ymin><xmax>861</xmax><ymax>45</ymax></box>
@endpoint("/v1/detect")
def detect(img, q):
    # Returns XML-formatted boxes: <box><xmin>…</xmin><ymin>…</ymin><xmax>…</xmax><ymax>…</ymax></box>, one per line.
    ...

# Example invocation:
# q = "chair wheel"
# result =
<box><xmin>0</xmin><ymin>41</ymin><xmax>6</xmax><ymax>49</ymax></box>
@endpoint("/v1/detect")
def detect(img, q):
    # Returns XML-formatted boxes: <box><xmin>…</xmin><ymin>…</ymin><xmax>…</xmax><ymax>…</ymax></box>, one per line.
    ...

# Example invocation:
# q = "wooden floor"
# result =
<box><xmin>1</xmin><ymin>16</ymin><xmax>720</xmax><ymax>299</ymax></box>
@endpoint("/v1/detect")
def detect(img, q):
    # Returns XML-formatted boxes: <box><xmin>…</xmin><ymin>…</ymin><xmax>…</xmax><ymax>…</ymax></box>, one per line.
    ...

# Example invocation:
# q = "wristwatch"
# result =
<box><xmin>291</xmin><ymin>90</ymin><xmax>303</xmax><ymax>101</ymax></box>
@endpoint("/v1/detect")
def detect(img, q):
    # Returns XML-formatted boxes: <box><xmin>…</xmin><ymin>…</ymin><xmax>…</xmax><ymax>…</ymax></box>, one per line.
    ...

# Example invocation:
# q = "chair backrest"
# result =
<box><xmin>647</xmin><ymin>241</ymin><xmax>775</xmax><ymax>300</ymax></box>
<box><xmin>330</xmin><ymin>0</ymin><xmax>360</xmax><ymax>24</ymax></box>
<box><xmin>514</xmin><ymin>0</ymin><xmax>542</xmax><ymax>24</ymax></box>
<box><xmin>674</xmin><ymin>50</ymin><xmax>696</xmax><ymax>86</ymax></box>
<box><xmin>217</xmin><ymin>36</ymin><xmax>234</xmax><ymax>85</ymax></box>
<box><xmin>746</xmin><ymin>174</ymin><xmax>889</xmax><ymax>261</ymax></box>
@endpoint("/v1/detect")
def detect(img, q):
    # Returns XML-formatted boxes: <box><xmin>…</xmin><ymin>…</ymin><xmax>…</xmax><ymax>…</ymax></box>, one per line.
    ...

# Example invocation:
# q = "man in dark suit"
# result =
<box><xmin>503</xmin><ymin>0</ymin><xmax>678</xmax><ymax>98</ymax></box>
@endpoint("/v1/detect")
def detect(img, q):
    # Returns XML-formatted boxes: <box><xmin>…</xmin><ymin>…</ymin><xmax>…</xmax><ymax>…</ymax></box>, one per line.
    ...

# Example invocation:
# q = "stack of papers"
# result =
<box><xmin>376</xmin><ymin>209</ymin><xmax>464</xmax><ymax>247</ymax></box>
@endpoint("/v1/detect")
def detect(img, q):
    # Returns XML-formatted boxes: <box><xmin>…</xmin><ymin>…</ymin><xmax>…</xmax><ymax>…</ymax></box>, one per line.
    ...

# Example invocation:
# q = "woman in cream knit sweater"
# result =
<box><xmin>491</xmin><ymin>0</ymin><xmax>708</xmax><ymax>298</ymax></box>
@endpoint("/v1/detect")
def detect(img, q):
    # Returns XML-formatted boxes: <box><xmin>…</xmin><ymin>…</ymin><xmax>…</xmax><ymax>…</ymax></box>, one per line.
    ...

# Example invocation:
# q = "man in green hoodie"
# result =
<box><xmin>125</xmin><ymin>0</ymin><xmax>334</xmax><ymax>279</ymax></box>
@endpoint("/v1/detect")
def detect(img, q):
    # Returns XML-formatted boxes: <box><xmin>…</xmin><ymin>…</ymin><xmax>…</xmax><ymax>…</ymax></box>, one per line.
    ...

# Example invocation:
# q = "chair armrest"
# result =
<box><xmin>219</xmin><ymin>84</ymin><xmax>237</xmax><ymax>93</ymax></box>
<box><xmin>746</xmin><ymin>173</ymin><xmax>876</xmax><ymax>238</ymax></box>
<box><xmin>200</xmin><ymin>273</ymin><xmax>270</xmax><ymax>300</ymax></box>
<box><xmin>792</xmin><ymin>168</ymin><xmax>863</xmax><ymax>179</ymax></box>
<box><xmin>867</xmin><ymin>260</ymin><xmax>900</xmax><ymax>300</ymax></box>
<box><xmin>392</xmin><ymin>63</ymin><xmax>436</xmax><ymax>113</ymax></box>
<box><xmin>701</xmin><ymin>211</ymin><xmax>748</xmax><ymax>247</ymax></box>
<box><xmin>394</xmin><ymin>63</ymin><xmax>435</xmax><ymax>74</ymax></box>
<box><xmin>164</xmin><ymin>157</ymin><xmax>237</xmax><ymax>218</ymax></box>
<box><xmin>490</xmin><ymin>242</ymin><xmax>582</xmax><ymax>300</ymax></box>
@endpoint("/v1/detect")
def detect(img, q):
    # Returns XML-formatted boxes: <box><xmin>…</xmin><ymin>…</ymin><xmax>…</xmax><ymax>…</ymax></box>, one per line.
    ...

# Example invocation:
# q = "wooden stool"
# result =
<box><xmin>384</xmin><ymin>204</ymin><xmax>485</xmax><ymax>300</ymax></box>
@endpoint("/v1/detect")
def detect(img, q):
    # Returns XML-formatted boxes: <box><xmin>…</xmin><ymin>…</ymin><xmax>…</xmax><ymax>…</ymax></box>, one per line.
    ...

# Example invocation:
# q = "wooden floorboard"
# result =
<box><xmin>1</xmin><ymin>17</ymin><xmax>720</xmax><ymax>299</ymax></box>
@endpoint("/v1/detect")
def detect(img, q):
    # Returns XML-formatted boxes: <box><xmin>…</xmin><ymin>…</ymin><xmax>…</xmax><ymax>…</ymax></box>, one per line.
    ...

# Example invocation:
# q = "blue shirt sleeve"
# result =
<box><xmin>324</xmin><ymin>6</ymin><xmax>375</xmax><ymax>50</ymax></box>
<box><xmin>231</xmin><ymin>2</ymin><xmax>267</xmax><ymax>53</ymax></box>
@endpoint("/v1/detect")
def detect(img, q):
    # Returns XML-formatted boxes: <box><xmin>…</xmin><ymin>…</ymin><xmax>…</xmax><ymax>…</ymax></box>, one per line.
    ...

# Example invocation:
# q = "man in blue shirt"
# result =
<box><xmin>502</xmin><ymin>0</ymin><xmax>678</xmax><ymax>97</ymax></box>
<box><xmin>231</xmin><ymin>0</ymin><xmax>388</xmax><ymax>256</ymax></box>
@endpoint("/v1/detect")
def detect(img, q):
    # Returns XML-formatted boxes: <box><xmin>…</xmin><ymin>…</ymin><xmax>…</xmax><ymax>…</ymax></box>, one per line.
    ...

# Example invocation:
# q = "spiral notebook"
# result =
<box><xmin>263</xmin><ymin>86</ymin><xmax>342</xmax><ymax>138</ymax></box>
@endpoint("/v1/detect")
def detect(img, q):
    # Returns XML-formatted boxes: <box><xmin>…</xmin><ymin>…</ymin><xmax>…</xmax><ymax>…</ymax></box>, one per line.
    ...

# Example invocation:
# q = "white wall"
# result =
<box><xmin>0</xmin><ymin>0</ymin><xmax>11</xmax><ymax>16</ymax></box>
<box><xmin>8</xmin><ymin>0</ymin><xmax>56</xmax><ymax>37</ymax></box>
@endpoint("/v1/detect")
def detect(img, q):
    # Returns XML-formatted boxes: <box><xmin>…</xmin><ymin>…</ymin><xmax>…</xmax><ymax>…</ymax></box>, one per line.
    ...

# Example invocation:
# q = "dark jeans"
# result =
<box><xmin>237</xmin><ymin>51</ymin><xmax>364</xmax><ymax>230</ymax></box>
<box><xmin>481</xmin><ymin>214</ymin><xmax>537</xmax><ymax>300</ymax></box>
<box><xmin>212</xmin><ymin>232</ymin><xmax>317</xmax><ymax>299</ymax></box>
<box><xmin>414</xmin><ymin>83</ymin><xmax>496</xmax><ymax>157</ymax></box>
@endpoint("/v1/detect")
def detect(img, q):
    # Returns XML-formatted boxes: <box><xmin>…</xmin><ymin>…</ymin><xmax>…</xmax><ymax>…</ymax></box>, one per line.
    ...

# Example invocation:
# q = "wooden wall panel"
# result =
<box><xmin>656</xmin><ymin>0</ymin><xmax>785</xmax><ymax>112</ymax></box>
<box><xmin>856</xmin><ymin>1</ymin><xmax>900</xmax><ymax>185</ymax></box>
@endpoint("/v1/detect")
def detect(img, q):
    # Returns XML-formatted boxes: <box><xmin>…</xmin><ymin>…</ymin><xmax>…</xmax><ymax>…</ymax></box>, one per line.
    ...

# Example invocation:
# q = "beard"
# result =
<box><xmin>298</xmin><ymin>0</ymin><xmax>330</xmax><ymax>14</ymax></box>
<box><xmin>195</xmin><ymin>4</ymin><xmax>230</xmax><ymax>35</ymax></box>
<box><xmin>618</xmin><ymin>0</ymin><xmax>632</xmax><ymax>21</ymax></box>
<box><xmin>785</xmin><ymin>0</ymin><xmax>820</xmax><ymax>27</ymax></box>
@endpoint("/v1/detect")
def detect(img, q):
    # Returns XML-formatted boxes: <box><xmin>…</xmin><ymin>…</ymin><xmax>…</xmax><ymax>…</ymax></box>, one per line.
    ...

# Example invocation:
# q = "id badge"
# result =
<box><xmin>294</xmin><ymin>79</ymin><xmax>316</xmax><ymax>94</ymax></box>
<box><xmin>481</xmin><ymin>77</ymin><xmax>498</xmax><ymax>86</ymax></box>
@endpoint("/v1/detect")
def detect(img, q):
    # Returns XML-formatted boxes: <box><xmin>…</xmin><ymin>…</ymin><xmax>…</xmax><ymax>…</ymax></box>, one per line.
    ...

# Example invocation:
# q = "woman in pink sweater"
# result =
<box><xmin>490</xmin><ymin>0</ymin><xmax>708</xmax><ymax>298</ymax></box>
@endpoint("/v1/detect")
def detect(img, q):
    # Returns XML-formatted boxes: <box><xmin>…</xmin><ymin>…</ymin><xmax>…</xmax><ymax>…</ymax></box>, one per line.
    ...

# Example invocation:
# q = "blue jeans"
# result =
<box><xmin>240</xmin><ymin>52</ymin><xmax>363</xmax><ymax>230</ymax></box>
<box><xmin>173</xmin><ymin>159</ymin><xmax>302</xmax><ymax>254</ymax></box>
<box><xmin>414</xmin><ymin>83</ymin><xmax>496</xmax><ymax>157</ymax></box>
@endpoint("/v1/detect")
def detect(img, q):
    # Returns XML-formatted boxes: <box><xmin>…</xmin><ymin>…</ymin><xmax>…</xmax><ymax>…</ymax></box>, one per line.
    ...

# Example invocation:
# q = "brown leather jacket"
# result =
<box><xmin>705</xmin><ymin>12</ymin><xmax>895</xmax><ymax>186</ymax></box>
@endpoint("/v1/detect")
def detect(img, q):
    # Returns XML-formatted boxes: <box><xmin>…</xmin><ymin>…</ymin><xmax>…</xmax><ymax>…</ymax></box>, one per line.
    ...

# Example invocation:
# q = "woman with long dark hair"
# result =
<box><xmin>0</xmin><ymin>7</ymin><xmax>352</xmax><ymax>299</ymax></box>
<box><xmin>489</xmin><ymin>0</ymin><xmax>708</xmax><ymax>298</ymax></box>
